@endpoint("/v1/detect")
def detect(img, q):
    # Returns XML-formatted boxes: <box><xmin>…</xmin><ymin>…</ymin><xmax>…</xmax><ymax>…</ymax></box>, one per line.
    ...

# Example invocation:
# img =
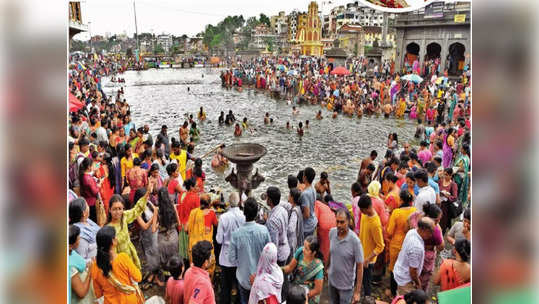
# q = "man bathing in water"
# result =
<box><xmin>316</xmin><ymin>110</ymin><xmax>323</xmax><ymax>120</ymax></box>
<box><xmin>264</xmin><ymin>112</ymin><xmax>270</xmax><ymax>124</ymax></box>
<box><xmin>286</xmin><ymin>121</ymin><xmax>291</xmax><ymax>130</ymax></box>
<box><xmin>297</xmin><ymin>122</ymin><xmax>304</xmax><ymax>136</ymax></box>
<box><xmin>315</xmin><ymin>171</ymin><xmax>331</xmax><ymax>197</ymax></box>
<box><xmin>292</xmin><ymin>106</ymin><xmax>299</xmax><ymax>116</ymax></box>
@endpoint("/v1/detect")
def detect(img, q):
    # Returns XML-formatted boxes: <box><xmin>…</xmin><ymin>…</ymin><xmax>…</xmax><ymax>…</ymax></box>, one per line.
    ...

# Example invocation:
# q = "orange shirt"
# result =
<box><xmin>91</xmin><ymin>253</ymin><xmax>142</xmax><ymax>304</ymax></box>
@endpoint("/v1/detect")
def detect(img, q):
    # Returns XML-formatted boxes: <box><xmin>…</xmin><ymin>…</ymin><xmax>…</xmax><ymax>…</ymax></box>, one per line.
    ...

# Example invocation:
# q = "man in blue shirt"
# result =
<box><xmin>228</xmin><ymin>198</ymin><xmax>271</xmax><ymax>304</ymax></box>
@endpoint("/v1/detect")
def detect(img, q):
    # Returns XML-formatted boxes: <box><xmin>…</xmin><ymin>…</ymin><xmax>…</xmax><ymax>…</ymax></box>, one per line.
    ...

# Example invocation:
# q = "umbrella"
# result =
<box><xmin>276</xmin><ymin>64</ymin><xmax>287</xmax><ymax>71</ymax></box>
<box><xmin>210</xmin><ymin>57</ymin><xmax>220</xmax><ymax>64</ymax></box>
<box><xmin>69</xmin><ymin>93</ymin><xmax>85</xmax><ymax>113</ymax></box>
<box><xmin>330</xmin><ymin>66</ymin><xmax>350</xmax><ymax>76</ymax></box>
<box><xmin>287</xmin><ymin>70</ymin><xmax>298</xmax><ymax>76</ymax></box>
<box><xmin>401</xmin><ymin>73</ymin><xmax>424</xmax><ymax>83</ymax></box>
<box><xmin>435</xmin><ymin>76</ymin><xmax>448</xmax><ymax>85</ymax></box>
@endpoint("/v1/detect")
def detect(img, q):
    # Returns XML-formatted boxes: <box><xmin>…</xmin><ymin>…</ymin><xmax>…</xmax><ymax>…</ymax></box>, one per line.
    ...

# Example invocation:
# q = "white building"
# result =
<box><xmin>157</xmin><ymin>34</ymin><xmax>173</xmax><ymax>53</ymax></box>
<box><xmin>323</xmin><ymin>1</ymin><xmax>390</xmax><ymax>38</ymax></box>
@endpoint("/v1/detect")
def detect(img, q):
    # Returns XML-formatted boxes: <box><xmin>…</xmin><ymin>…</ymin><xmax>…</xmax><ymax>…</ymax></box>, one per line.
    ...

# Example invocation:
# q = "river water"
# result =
<box><xmin>105</xmin><ymin>68</ymin><xmax>417</xmax><ymax>204</ymax></box>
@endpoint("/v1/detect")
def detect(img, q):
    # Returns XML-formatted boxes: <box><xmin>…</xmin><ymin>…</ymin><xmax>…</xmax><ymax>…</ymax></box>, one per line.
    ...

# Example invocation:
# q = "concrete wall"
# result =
<box><xmin>395</xmin><ymin>24</ymin><xmax>470</xmax><ymax>73</ymax></box>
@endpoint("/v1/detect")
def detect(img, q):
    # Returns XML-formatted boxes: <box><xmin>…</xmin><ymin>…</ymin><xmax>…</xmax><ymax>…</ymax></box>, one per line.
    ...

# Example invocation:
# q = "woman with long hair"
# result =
<box><xmin>433</xmin><ymin>239</ymin><xmax>470</xmax><ymax>291</ymax></box>
<box><xmin>147</xmin><ymin>163</ymin><xmax>163</xmax><ymax>204</ymax></box>
<box><xmin>94</xmin><ymin>153</ymin><xmax>115</xmax><ymax>214</ymax></box>
<box><xmin>438</xmin><ymin>167</ymin><xmax>458</xmax><ymax>233</ymax></box>
<box><xmin>186</xmin><ymin>158</ymin><xmax>205</xmax><ymax>193</ymax></box>
<box><xmin>69</xmin><ymin>225</ymin><xmax>95</xmax><ymax>304</ymax></box>
<box><xmin>177</xmin><ymin>178</ymin><xmax>200</xmax><ymax>261</ymax></box>
<box><xmin>156</xmin><ymin>187</ymin><xmax>180</xmax><ymax>272</ymax></box>
<box><xmin>282</xmin><ymin>236</ymin><xmax>325</xmax><ymax>304</ymax></box>
<box><xmin>79</xmin><ymin>157</ymin><xmax>103</xmax><ymax>223</ymax></box>
<box><xmin>107</xmin><ymin>183</ymin><xmax>152</xmax><ymax>270</ymax></box>
<box><xmin>126</xmin><ymin>157</ymin><xmax>148</xmax><ymax>207</ymax></box>
<box><xmin>134</xmin><ymin>188</ymin><xmax>161</xmax><ymax>288</ymax></box>
<box><xmin>187</xmin><ymin>193</ymin><xmax>217</xmax><ymax>276</ymax></box>
<box><xmin>442</xmin><ymin>128</ymin><xmax>455</xmax><ymax>168</ymax></box>
<box><xmin>91</xmin><ymin>226</ymin><xmax>143</xmax><ymax>304</ymax></box>
<box><xmin>70</xmin><ymin>198</ymin><xmax>100</xmax><ymax>261</ymax></box>
<box><xmin>249</xmin><ymin>243</ymin><xmax>284</xmax><ymax>304</ymax></box>
<box><xmin>120</xmin><ymin>143</ymin><xmax>138</xmax><ymax>190</ymax></box>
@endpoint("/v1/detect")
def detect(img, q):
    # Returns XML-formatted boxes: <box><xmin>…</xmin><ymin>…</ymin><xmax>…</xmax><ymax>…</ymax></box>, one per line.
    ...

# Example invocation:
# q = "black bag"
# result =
<box><xmin>447</xmin><ymin>199</ymin><xmax>463</xmax><ymax>219</ymax></box>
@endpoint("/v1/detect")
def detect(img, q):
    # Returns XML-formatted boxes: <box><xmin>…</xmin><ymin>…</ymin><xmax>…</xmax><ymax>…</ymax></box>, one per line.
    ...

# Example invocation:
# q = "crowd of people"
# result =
<box><xmin>68</xmin><ymin>53</ymin><xmax>471</xmax><ymax>304</ymax></box>
<box><xmin>220</xmin><ymin>56</ymin><xmax>470</xmax><ymax>129</ymax></box>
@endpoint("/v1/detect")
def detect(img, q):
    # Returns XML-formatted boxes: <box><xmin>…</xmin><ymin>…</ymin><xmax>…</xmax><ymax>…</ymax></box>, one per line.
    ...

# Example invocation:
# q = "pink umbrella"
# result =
<box><xmin>330</xmin><ymin>66</ymin><xmax>350</xmax><ymax>76</ymax></box>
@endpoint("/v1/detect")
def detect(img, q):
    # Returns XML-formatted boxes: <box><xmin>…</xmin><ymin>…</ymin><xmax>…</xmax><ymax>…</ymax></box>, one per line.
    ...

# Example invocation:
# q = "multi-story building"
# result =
<box><xmin>287</xmin><ymin>10</ymin><xmax>300</xmax><ymax>43</ymax></box>
<box><xmin>323</xmin><ymin>1</ymin><xmax>388</xmax><ymax>39</ymax></box>
<box><xmin>157</xmin><ymin>34</ymin><xmax>173</xmax><ymax>53</ymax></box>
<box><xmin>336</xmin><ymin>24</ymin><xmax>364</xmax><ymax>56</ymax></box>
<box><xmin>270</xmin><ymin>11</ymin><xmax>288</xmax><ymax>35</ymax></box>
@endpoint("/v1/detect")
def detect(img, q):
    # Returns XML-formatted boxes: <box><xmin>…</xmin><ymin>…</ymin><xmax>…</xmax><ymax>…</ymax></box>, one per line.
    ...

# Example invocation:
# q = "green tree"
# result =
<box><xmin>154</xmin><ymin>43</ymin><xmax>164</xmax><ymax>54</ymax></box>
<box><xmin>263</xmin><ymin>37</ymin><xmax>274</xmax><ymax>52</ymax></box>
<box><xmin>259</xmin><ymin>13</ymin><xmax>270</xmax><ymax>27</ymax></box>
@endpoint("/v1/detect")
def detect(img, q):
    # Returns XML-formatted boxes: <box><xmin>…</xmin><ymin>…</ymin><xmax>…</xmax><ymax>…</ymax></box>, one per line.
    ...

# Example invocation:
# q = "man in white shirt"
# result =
<box><xmin>414</xmin><ymin>169</ymin><xmax>436</xmax><ymax>212</ymax></box>
<box><xmin>393</xmin><ymin>217</ymin><xmax>434</xmax><ymax>295</ymax></box>
<box><xmin>216</xmin><ymin>192</ymin><xmax>245</xmax><ymax>304</ymax></box>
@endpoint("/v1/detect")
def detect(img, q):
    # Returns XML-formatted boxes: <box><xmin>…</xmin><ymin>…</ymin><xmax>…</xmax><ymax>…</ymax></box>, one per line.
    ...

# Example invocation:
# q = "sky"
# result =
<box><xmin>77</xmin><ymin>0</ymin><xmax>443</xmax><ymax>41</ymax></box>
<box><xmin>78</xmin><ymin>0</ymin><xmax>351</xmax><ymax>40</ymax></box>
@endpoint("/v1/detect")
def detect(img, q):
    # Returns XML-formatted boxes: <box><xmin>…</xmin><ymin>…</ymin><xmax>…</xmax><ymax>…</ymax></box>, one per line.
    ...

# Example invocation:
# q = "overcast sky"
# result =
<box><xmin>78</xmin><ymin>0</ymin><xmax>430</xmax><ymax>40</ymax></box>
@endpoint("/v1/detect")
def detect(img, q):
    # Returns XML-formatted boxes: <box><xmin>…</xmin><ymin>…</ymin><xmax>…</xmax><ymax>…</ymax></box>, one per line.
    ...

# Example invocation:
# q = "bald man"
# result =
<box><xmin>393</xmin><ymin>217</ymin><xmax>434</xmax><ymax>295</ymax></box>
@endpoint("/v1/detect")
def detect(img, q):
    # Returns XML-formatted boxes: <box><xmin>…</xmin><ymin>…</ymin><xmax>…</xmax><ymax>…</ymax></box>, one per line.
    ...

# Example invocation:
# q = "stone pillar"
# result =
<box><xmin>440</xmin><ymin>34</ymin><xmax>449</xmax><ymax>75</ymax></box>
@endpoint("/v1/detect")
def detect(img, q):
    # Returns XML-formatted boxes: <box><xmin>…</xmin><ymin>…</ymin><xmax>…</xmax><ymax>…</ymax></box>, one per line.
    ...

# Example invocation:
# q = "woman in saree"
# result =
<box><xmin>70</xmin><ymin>198</ymin><xmax>100</xmax><ymax>261</ymax></box>
<box><xmin>91</xmin><ymin>226</ymin><xmax>143</xmax><ymax>304</ymax></box>
<box><xmin>120</xmin><ymin>143</ymin><xmax>138</xmax><ymax>189</ymax></box>
<box><xmin>176</xmin><ymin>178</ymin><xmax>199</xmax><ymax>261</ymax></box>
<box><xmin>126</xmin><ymin>157</ymin><xmax>148</xmax><ymax>206</ymax></box>
<box><xmin>133</xmin><ymin>188</ymin><xmax>161</xmax><ymax>288</ymax></box>
<box><xmin>147</xmin><ymin>163</ymin><xmax>163</xmax><ymax>205</ymax></box>
<box><xmin>386</xmin><ymin>191</ymin><xmax>416</xmax><ymax>297</ymax></box>
<box><xmin>106</xmin><ymin>182</ymin><xmax>152</xmax><ymax>270</ymax></box>
<box><xmin>156</xmin><ymin>187</ymin><xmax>180</xmax><ymax>277</ymax></box>
<box><xmin>187</xmin><ymin>193</ymin><xmax>217</xmax><ymax>276</ymax></box>
<box><xmin>438</xmin><ymin>167</ymin><xmax>459</xmax><ymax>233</ymax></box>
<box><xmin>442</xmin><ymin>128</ymin><xmax>456</xmax><ymax>168</ymax></box>
<box><xmin>69</xmin><ymin>225</ymin><xmax>95</xmax><ymax>304</ymax></box>
<box><xmin>79</xmin><ymin>157</ymin><xmax>102</xmax><ymax>223</ymax></box>
<box><xmin>395</xmin><ymin>97</ymin><xmax>406</xmax><ymax>118</ymax></box>
<box><xmin>454</xmin><ymin>144</ymin><xmax>470</xmax><ymax>205</ymax></box>
<box><xmin>94</xmin><ymin>152</ymin><xmax>114</xmax><ymax>214</ymax></box>
<box><xmin>281</xmin><ymin>236</ymin><xmax>324</xmax><ymax>304</ymax></box>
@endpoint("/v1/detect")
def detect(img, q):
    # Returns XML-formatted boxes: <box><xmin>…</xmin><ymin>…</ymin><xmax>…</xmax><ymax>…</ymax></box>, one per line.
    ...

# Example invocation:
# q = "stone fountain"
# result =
<box><xmin>222</xmin><ymin>143</ymin><xmax>267</xmax><ymax>198</ymax></box>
